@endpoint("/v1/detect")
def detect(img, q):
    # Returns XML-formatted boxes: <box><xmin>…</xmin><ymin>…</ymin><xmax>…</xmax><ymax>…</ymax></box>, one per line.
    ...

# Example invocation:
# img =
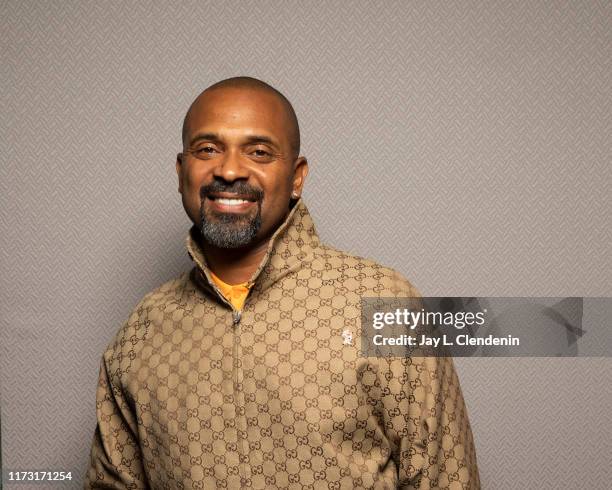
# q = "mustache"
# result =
<box><xmin>200</xmin><ymin>180</ymin><xmax>264</xmax><ymax>201</ymax></box>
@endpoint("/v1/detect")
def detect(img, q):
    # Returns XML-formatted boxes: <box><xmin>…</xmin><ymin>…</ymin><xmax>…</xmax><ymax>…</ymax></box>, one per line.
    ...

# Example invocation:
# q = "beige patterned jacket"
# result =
<box><xmin>85</xmin><ymin>199</ymin><xmax>480</xmax><ymax>489</ymax></box>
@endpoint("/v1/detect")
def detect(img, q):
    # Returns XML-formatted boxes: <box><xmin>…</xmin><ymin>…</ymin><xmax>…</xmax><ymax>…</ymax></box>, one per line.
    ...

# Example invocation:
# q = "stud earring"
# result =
<box><xmin>291</xmin><ymin>191</ymin><xmax>300</xmax><ymax>199</ymax></box>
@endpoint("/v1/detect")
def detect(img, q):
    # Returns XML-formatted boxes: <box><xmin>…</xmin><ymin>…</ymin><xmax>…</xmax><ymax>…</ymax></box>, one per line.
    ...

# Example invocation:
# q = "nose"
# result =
<box><xmin>212</xmin><ymin>147</ymin><xmax>249</xmax><ymax>182</ymax></box>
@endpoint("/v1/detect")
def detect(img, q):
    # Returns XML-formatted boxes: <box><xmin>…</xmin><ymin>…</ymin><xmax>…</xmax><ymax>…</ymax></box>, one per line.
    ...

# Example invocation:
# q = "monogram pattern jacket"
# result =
<box><xmin>84</xmin><ymin>199</ymin><xmax>480</xmax><ymax>489</ymax></box>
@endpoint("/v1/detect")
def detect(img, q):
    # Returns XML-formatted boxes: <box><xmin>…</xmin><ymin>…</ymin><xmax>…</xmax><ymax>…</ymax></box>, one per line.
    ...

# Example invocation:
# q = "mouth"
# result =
<box><xmin>205</xmin><ymin>192</ymin><xmax>259</xmax><ymax>213</ymax></box>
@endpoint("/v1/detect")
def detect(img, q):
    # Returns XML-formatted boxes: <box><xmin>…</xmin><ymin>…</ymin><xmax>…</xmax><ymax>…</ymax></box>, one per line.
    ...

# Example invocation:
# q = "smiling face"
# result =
<box><xmin>176</xmin><ymin>86</ymin><xmax>308</xmax><ymax>249</ymax></box>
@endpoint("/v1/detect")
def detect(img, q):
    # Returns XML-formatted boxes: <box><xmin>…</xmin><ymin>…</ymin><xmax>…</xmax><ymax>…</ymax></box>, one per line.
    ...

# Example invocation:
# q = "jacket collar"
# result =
<box><xmin>185</xmin><ymin>198</ymin><xmax>320</xmax><ymax>304</ymax></box>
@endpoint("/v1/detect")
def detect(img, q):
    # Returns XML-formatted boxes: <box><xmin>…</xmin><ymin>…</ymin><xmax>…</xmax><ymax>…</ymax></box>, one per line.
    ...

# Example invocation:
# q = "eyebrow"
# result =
<box><xmin>189</xmin><ymin>132</ymin><xmax>280</xmax><ymax>148</ymax></box>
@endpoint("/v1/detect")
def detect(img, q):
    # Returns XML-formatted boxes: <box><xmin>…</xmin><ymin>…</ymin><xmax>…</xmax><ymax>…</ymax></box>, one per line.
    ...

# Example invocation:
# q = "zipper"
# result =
<box><xmin>231</xmin><ymin>305</ymin><xmax>244</xmax><ymax>481</ymax></box>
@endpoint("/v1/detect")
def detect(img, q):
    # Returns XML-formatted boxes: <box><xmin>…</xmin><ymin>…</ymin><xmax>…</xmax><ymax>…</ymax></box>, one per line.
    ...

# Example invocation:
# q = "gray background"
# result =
<box><xmin>1</xmin><ymin>1</ymin><xmax>610</xmax><ymax>488</ymax></box>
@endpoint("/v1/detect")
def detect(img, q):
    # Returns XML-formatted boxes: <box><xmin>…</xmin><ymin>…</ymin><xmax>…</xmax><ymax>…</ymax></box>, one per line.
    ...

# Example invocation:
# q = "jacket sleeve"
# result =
<box><xmin>84</xmin><ymin>352</ymin><xmax>148</xmax><ymax>489</ymax></box>
<box><xmin>379</xmin><ymin>272</ymin><xmax>480</xmax><ymax>489</ymax></box>
<box><xmin>378</xmin><ymin>353</ymin><xmax>481</xmax><ymax>489</ymax></box>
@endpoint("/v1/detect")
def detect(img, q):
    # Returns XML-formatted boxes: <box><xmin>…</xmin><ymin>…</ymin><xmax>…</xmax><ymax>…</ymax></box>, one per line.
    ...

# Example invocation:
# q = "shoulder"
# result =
<box><xmin>311</xmin><ymin>243</ymin><xmax>421</xmax><ymax>298</ymax></box>
<box><xmin>102</xmin><ymin>271</ymin><xmax>193</xmax><ymax>369</ymax></box>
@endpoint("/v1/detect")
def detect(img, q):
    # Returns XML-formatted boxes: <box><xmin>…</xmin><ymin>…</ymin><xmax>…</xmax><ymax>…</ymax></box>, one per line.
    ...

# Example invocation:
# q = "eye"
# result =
<box><xmin>189</xmin><ymin>145</ymin><xmax>220</xmax><ymax>159</ymax></box>
<box><xmin>249</xmin><ymin>147</ymin><xmax>275</xmax><ymax>161</ymax></box>
<box><xmin>195</xmin><ymin>146</ymin><xmax>216</xmax><ymax>154</ymax></box>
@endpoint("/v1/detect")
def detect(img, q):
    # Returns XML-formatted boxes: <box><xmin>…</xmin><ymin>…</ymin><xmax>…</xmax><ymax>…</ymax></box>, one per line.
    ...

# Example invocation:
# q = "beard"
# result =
<box><xmin>198</xmin><ymin>181</ymin><xmax>264</xmax><ymax>249</ymax></box>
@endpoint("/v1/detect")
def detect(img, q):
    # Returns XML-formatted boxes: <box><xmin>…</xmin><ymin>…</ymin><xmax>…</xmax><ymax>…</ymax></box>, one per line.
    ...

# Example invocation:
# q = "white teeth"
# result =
<box><xmin>215</xmin><ymin>198</ymin><xmax>249</xmax><ymax>206</ymax></box>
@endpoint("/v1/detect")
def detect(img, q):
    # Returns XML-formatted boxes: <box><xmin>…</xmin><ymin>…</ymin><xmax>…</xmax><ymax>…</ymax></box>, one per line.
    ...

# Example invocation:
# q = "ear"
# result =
<box><xmin>176</xmin><ymin>153</ymin><xmax>184</xmax><ymax>194</ymax></box>
<box><xmin>291</xmin><ymin>156</ymin><xmax>309</xmax><ymax>197</ymax></box>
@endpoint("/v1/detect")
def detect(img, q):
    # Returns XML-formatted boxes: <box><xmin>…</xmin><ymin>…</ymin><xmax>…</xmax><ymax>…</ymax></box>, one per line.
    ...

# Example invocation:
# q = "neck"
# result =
<box><xmin>200</xmin><ymin>237</ymin><xmax>271</xmax><ymax>285</ymax></box>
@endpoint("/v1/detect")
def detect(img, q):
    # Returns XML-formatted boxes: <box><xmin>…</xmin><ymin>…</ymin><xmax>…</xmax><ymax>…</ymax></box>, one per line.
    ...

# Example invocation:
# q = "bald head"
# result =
<box><xmin>182</xmin><ymin>77</ymin><xmax>300</xmax><ymax>159</ymax></box>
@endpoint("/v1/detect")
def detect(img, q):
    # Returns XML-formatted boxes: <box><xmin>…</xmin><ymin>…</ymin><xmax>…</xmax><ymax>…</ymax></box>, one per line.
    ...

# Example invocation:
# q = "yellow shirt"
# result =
<box><xmin>208</xmin><ymin>270</ymin><xmax>251</xmax><ymax>311</ymax></box>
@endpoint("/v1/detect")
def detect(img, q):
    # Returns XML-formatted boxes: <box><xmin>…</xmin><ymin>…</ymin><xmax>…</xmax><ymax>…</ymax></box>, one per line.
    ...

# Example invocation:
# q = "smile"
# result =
<box><xmin>205</xmin><ymin>194</ymin><xmax>259</xmax><ymax>213</ymax></box>
<box><xmin>214</xmin><ymin>198</ymin><xmax>251</xmax><ymax>206</ymax></box>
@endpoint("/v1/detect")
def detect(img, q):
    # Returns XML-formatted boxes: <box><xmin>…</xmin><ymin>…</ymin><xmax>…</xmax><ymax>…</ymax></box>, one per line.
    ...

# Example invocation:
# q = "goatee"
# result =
<box><xmin>198</xmin><ymin>181</ymin><xmax>263</xmax><ymax>249</ymax></box>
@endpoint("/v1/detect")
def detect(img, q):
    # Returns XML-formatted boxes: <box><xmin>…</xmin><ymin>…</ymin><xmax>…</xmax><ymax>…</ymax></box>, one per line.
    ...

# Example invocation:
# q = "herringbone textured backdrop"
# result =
<box><xmin>1</xmin><ymin>1</ymin><xmax>610</xmax><ymax>488</ymax></box>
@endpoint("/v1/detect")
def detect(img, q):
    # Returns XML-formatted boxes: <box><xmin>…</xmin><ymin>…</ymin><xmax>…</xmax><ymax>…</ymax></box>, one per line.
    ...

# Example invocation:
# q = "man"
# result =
<box><xmin>85</xmin><ymin>77</ymin><xmax>480</xmax><ymax>489</ymax></box>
